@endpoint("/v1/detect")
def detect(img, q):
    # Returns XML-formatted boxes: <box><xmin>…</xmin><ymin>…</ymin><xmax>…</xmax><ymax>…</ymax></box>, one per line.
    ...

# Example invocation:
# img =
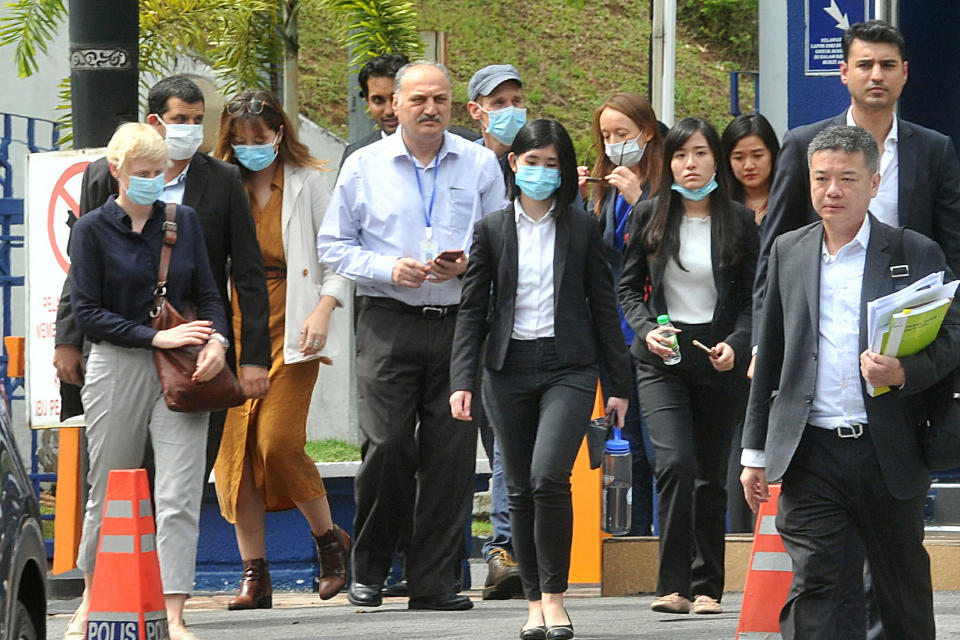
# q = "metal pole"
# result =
<box><xmin>68</xmin><ymin>0</ymin><xmax>139</xmax><ymax>148</ymax></box>
<box><xmin>650</xmin><ymin>0</ymin><xmax>664</xmax><ymax>112</ymax></box>
<box><xmin>661</xmin><ymin>0</ymin><xmax>676</xmax><ymax>127</ymax></box>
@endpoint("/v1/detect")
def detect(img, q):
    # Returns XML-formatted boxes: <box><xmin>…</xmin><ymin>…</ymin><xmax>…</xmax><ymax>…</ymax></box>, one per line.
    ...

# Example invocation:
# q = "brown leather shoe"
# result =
<box><xmin>483</xmin><ymin>547</ymin><xmax>523</xmax><ymax>600</ymax></box>
<box><xmin>314</xmin><ymin>525</ymin><xmax>350</xmax><ymax>600</ymax></box>
<box><xmin>227</xmin><ymin>558</ymin><xmax>272</xmax><ymax>610</ymax></box>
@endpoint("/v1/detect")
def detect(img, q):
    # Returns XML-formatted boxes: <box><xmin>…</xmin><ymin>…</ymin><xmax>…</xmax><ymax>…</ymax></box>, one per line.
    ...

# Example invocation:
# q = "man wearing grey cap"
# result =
<box><xmin>467</xmin><ymin>64</ymin><xmax>526</xmax><ymax>175</ymax></box>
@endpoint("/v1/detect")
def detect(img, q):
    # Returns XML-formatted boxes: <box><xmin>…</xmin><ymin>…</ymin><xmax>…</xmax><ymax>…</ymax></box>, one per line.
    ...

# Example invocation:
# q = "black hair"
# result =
<box><xmin>842</xmin><ymin>20</ymin><xmax>906</xmax><ymax>61</ymax></box>
<box><xmin>505</xmin><ymin>119</ymin><xmax>579</xmax><ymax>210</ymax></box>
<box><xmin>146</xmin><ymin>75</ymin><xmax>204</xmax><ymax>117</ymax></box>
<box><xmin>642</xmin><ymin>117</ymin><xmax>742</xmax><ymax>269</ymax></box>
<box><xmin>721</xmin><ymin>113</ymin><xmax>780</xmax><ymax>203</ymax></box>
<box><xmin>358</xmin><ymin>53</ymin><xmax>410</xmax><ymax>99</ymax></box>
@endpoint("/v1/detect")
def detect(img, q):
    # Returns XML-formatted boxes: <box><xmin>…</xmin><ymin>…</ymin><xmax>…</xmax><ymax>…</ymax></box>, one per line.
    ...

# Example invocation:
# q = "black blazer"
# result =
<box><xmin>743</xmin><ymin>216</ymin><xmax>960</xmax><ymax>499</ymax></box>
<box><xmin>754</xmin><ymin>113</ymin><xmax>960</xmax><ymax>334</ymax></box>
<box><xmin>55</xmin><ymin>153</ymin><xmax>272</xmax><ymax>367</ymax></box>
<box><xmin>450</xmin><ymin>204</ymin><xmax>632</xmax><ymax>398</ymax></box>
<box><xmin>618</xmin><ymin>197</ymin><xmax>757</xmax><ymax>372</ymax></box>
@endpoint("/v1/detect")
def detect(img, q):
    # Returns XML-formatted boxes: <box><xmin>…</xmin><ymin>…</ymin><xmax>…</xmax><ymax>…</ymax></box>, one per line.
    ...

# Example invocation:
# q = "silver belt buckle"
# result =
<box><xmin>837</xmin><ymin>423</ymin><xmax>864</xmax><ymax>438</ymax></box>
<box><xmin>422</xmin><ymin>306</ymin><xmax>445</xmax><ymax>319</ymax></box>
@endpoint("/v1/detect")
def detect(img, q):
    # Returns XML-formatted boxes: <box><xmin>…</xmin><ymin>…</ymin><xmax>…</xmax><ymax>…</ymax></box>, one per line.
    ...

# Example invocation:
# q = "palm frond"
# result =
<box><xmin>320</xmin><ymin>0</ymin><xmax>423</xmax><ymax>68</ymax></box>
<box><xmin>0</xmin><ymin>0</ymin><xmax>66</xmax><ymax>77</ymax></box>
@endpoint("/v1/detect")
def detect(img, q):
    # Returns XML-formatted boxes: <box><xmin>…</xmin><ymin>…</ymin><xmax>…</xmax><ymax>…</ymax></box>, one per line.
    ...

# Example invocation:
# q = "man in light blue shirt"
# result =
<box><xmin>740</xmin><ymin>126</ymin><xmax>960</xmax><ymax>638</ymax></box>
<box><xmin>318</xmin><ymin>60</ymin><xmax>507</xmax><ymax>611</ymax></box>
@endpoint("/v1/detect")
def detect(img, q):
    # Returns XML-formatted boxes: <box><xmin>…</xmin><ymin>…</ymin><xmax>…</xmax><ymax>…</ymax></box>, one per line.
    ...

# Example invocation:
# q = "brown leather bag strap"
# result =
<box><xmin>151</xmin><ymin>204</ymin><xmax>178</xmax><ymax>318</ymax></box>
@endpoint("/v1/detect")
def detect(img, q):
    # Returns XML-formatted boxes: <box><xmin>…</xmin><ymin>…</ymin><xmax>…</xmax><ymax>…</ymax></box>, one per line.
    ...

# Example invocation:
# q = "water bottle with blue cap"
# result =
<box><xmin>602</xmin><ymin>413</ymin><xmax>632</xmax><ymax>535</ymax></box>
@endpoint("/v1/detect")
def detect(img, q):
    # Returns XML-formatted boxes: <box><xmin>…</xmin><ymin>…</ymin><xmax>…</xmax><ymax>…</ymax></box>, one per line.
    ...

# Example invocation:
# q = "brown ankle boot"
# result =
<box><xmin>314</xmin><ymin>525</ymin><xmax>350</xmax><ymax>600</ymax></box>
<box><xmin>228</xmin><ymin>558</ymin><xmax>273</xmax><ymax>610</ymax></box>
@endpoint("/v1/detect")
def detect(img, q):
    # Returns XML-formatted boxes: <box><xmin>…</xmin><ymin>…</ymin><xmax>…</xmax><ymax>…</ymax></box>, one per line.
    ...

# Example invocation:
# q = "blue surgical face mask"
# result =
<box><xmin>671</xmin><ymin>174</ymin><xmax>718</xmax><ymax>201</ymax></box>
<box><xmin>514</xmin><ymin>164</ymin><xmax>561</xmax><ymax>201</ymax></box>
<box><xmin>605</xmin><ymin>135</ymin><xmax>646</xmax><ymax>168</ymax></box>
<box><xmin>125</xmin><ymin>173</ymin><xmax>165</xmax><ymax>205</ymax></box>
<box><xmin>483</xmin><ymin>106</ymin><xmax>527</xmax><ymax>146</ymax></box>
<box><xmin>232</xmin><ymin>134</ymin><xmax>279</xmax><ymax>172</ymax></box>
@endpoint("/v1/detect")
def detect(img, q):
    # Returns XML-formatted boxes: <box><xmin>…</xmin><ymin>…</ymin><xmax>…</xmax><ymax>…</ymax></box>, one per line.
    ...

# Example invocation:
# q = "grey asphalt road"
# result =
<box><xmin>46</xmin><ymin>590</ymin><xmax>960</xmax><ymax>639</ymax></box>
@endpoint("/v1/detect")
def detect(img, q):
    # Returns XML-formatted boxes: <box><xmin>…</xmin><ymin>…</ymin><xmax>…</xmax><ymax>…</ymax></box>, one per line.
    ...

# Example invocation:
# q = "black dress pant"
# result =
<box><xmin>352</xmin><ymin>299</ymin><xmax>477</xmax><ymax>597</ymax></box>
<box><xmin>634</xmin><ymin>323</ymin><xmax>747</xmax><ymax>601</ymax></box>
<box><xmin>483</xmin><ymin>338</ymin><xmax>597</xmax><ymax>600</ymax></box>
<box><xmin>777</xmin><ymin>425</ymin><xmax>933</xmax><ymax>640</ymax></box>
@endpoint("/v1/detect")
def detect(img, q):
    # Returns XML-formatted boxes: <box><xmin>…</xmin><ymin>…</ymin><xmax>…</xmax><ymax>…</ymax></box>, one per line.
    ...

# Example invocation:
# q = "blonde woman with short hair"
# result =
<box><xmin>63</xmin><ymin>122</ymin><xmax>228</xmax><ymax>640</ymax></box>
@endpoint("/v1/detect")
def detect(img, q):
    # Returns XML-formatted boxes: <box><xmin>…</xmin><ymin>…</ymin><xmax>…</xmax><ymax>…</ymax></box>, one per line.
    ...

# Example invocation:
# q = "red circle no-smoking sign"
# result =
<box><xmin>46</xmin><ymin>161</ymin><xmax>89</xmax><ymax>274</ymax></box>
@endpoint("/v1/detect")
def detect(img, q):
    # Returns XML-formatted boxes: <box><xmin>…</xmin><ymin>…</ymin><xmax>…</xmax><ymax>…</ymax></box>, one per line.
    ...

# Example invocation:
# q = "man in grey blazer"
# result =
<box><xmin>755</xmin><ymin>20</ymin><xmax>960</xmax><ymax>321</ymax></box>
<box><xmin>741</xmin><ymin>125</ymin><xmax>960</xmax><ymax>639</ymax></box>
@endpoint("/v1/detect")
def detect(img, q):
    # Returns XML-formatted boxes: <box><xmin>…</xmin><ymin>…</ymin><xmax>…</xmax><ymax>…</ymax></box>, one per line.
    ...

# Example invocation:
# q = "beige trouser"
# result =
<box><xmin>77</xmin><ymin>342</ymin><xmax>208</xmax><ymax>594</ymax></box>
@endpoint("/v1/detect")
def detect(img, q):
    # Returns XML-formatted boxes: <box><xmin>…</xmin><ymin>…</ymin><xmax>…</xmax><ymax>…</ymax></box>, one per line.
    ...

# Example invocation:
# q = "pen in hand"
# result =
<box><xmin>692</xmin><ymin>339</ymin><xmax>718</xmax><ymax>358</ymax></box>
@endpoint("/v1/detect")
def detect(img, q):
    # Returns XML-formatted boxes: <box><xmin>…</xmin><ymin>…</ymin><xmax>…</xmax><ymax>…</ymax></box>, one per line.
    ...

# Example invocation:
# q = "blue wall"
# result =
<box><xmin>785</xmin><ymin>1</ymin><xmax>872</xmax><ymax>129</ymax></box>
<box><xmin>898</xmin><ymin>5</ymin><xmax>960</xmax><ymax>156</ymax></box>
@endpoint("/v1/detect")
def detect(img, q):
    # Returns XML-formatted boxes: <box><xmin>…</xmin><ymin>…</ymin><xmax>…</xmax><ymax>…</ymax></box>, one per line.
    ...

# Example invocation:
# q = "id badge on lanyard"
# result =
<box><xmin>415</xmin><ymin>158</ymin><xmax>439</xmax><ymax>263</ymax></box>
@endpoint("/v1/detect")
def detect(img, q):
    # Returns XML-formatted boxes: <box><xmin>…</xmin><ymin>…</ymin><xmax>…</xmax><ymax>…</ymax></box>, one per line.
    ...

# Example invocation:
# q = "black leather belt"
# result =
<box><xmin>361</xmin><ymin>296</ymin><xmax>458</xmax><ymax>319</ymax></box>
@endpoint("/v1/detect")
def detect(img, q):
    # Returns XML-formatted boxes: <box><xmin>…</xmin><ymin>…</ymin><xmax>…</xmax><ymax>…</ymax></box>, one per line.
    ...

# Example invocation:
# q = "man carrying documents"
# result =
<box><xmin>740</xmin><ymin>126</ymin><xmax>960</xmax><ymax>639</ymax></box>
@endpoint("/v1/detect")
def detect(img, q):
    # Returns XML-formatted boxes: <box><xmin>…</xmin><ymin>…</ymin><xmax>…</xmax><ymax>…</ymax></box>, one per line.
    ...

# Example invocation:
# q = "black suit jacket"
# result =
<box><xmin>450</xmin><ymin>204</ymin><xmax>632</xmax><ymax>398</ymax></box>
<box><xmin>743</xmin><ymin>216</ymin><xmax>960</xmax><ymax>499</ymax></box>
<box><xmin>56</xmin><ymin>153</ymin><xmax>271</xmax><ymax>367</ymax></box>
<box><xmin>754</xmin><ymin>113</ymin><xmax>960</xmax><ymax>336</ymax></box>
<box><xmin>618</xmin><ymin>198</ymin><xmax>758</xmax><ymax>373</ymax></box>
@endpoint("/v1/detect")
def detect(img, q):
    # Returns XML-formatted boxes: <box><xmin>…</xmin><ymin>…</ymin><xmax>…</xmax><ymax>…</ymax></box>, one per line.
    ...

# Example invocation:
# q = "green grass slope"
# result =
<box><xmin>298</xmin><ymin>1</ymin><xmax>756</xmax><ymax>157</ymax></box>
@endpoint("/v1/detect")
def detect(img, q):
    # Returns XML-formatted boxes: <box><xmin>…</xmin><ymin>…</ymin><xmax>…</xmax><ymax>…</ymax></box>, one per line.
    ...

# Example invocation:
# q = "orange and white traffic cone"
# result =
<box><xmin>85</xmin><ymin>468</ymin><xmax>169</xmax><ymax>640</ymax></box>
<box><xmin>736</xmin><ymin>483</ymin><xmax>792</xmax><ymax>639</ymax></box>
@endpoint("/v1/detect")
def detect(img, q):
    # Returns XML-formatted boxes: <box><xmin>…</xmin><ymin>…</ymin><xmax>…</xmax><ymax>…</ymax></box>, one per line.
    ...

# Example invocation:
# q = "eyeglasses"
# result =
<box><xmin>226</xmin><ymin>98</ymin><xmax>266</xmax><ymax>116</ymax></box>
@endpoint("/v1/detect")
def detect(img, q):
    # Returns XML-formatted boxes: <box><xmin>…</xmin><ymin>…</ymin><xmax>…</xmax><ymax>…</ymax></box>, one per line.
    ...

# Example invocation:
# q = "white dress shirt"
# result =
<box><xmin>742</xmin><ymin>216</ymin><xmax>871</xmax><ymax>469</ymax></box>
<box><xmin>317</xmin><ymin>128</ymin><xmax>508</xmax><ymax>306</ymax></box>
<box><xmin>511</xmin><ymin>198</ymin><xmax>557</xmax><ymax>339</ymax></box>
<box><xmin>161</xmin><ymin>164</ymin><xmax>189</xmax><ymax>205</ymax></box>
<box><xmin>847</xmin><ymin>108</ymin><xmax>899</xmax><ymax>227</ymax></box>
<box><xmin>663</xmin><ymin>215</ymin><xmax>717</xmax><ymax>324</ymax></box>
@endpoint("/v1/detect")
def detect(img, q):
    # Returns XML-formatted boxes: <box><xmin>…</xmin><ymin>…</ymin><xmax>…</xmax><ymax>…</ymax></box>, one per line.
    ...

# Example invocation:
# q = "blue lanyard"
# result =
<box><xmin>614</xmin><ymin>194</ymin><xmax>631</xmax><ymax>249</ymax></box>
<box><xmin>413</xmin><ymin>157</ymin><xmax>440</xmax><ymax>229</ymax></box>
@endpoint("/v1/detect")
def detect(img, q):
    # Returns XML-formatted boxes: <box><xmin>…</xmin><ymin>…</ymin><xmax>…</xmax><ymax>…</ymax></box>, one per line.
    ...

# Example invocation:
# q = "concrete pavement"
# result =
<box><xmin>47</xmin><ymin>588</ymin><xmax>960</xmax><ymax>639</ymax></box>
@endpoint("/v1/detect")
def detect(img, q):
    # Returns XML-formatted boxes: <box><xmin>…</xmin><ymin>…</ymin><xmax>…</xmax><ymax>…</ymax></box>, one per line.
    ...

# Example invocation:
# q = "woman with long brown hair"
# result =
<box><xmin>213</xmin><ymin>89</ymin><xmax>351</xmax><ymax>608</ymax></box>
<box><xmin>576</xmin><ymin>92</ymin><xmax>665</xmax><ymax>536</ymax></box>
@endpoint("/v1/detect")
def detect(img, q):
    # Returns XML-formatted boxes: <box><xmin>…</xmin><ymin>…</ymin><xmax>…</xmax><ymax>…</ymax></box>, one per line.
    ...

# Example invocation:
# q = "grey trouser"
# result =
<box><xmin>77</xmin><ymin>342</ymin><xmax>208</xmax><ymax>594</ymax></box>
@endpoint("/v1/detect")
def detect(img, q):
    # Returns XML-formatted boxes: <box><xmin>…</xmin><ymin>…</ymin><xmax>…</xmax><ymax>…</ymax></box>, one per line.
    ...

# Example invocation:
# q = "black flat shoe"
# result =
<box><xmin>545</xmin><ymin>625</ymin><xmax>574</xmax><ymax>640</ymax></box>
<box><xmin>407</xmin><ymin>593</ymin><xmax>473</xmax><ymax>611</ymax></box>
<box><xmin>347</xmin><ymin>582</ymin><xmax>383</xmax><ymax>607</ymax></box>
<box><xmin>520</xmin><ymin>624</ymin><xmax>547</xmax><ymax>640</ymax></box>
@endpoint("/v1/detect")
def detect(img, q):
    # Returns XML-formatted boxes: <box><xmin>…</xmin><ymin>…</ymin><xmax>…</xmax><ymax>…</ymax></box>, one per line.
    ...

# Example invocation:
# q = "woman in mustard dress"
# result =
<box><xmin>214</xmin><ymin>90</ymin><xmax>351</xmax><ymax>608</ymax></box>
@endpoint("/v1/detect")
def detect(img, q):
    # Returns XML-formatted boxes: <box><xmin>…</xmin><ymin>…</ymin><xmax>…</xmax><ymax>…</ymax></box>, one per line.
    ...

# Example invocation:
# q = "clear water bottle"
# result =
<box><xmin>602</xmin><ymin>424</ymin><xmax>632</xmax><ymax>535</ymax></box>
<box><xmin>657</xmin><ymin>314</ymin><xmax>681</xmax><ymax>365</ymax></box>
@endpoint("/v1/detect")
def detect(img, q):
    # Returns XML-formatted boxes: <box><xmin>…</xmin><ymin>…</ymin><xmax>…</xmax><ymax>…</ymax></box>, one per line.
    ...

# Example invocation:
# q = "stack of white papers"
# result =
<box><xmin>865</xmin><ymin>270</ymin><xmax>959</xmax><ymax>395</ymax></box>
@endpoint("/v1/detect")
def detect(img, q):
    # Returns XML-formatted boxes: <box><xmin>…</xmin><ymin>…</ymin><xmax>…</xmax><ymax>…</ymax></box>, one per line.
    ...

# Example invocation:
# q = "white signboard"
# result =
<box><xmin>25</xmin><ymin>149</ymin><xmax>104</xmax><ymax>427</ymax></box>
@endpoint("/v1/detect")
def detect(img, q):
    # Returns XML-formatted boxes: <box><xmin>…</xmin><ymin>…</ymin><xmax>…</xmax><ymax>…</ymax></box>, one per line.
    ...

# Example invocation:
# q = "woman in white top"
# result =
<box><xmin>618</xmin><ymin>117</ymin><xmax>757</xmax><ymax>616</ymax></box>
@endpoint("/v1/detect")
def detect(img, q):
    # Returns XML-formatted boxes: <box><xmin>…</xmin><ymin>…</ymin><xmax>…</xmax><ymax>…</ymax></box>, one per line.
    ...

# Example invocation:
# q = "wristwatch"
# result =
<box><xmin>209</xmin><ymin>333</ymin><xmax>230</xmax><ymax>351</ymax></box>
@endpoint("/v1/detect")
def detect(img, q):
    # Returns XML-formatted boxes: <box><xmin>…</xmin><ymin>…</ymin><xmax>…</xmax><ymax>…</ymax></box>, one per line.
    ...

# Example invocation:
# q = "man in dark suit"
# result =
<box><xmin>755</xmin><ymin>20</ymin><xmax>960</xmax><ymax>322</ymax></box>
<box><xmin>340</xmin><ymin>54</ymin><xmax>479</xmax><ymax>167</ymax></box>
<box><xmin>53</xmin><ymin>75</ymin><xmax>271</xmax><ymax>478</ymax></box>
<box><xmin>741</xmin><ymin>125</ymin><xmax>960</xmax><ymax>639</ymax></box>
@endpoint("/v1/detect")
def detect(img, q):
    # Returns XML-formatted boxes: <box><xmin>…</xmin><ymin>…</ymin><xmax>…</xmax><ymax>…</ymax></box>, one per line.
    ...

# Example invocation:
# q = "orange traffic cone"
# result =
<box><xmin>86</xmin><ymin>469</ymin><xmax>169</xmax><ymax>640</ymax></box>
<box><xmin>736</xmin><ymin>483</ymin><xmax>792</xmax><ymax>639</ymax></box>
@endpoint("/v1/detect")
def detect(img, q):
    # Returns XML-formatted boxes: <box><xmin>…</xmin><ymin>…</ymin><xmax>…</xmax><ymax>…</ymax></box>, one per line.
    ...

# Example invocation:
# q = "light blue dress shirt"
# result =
<box><xmin>317</xmin><ymin>128</ymin><xmax>508</xmax><ymax>306</ymax></box>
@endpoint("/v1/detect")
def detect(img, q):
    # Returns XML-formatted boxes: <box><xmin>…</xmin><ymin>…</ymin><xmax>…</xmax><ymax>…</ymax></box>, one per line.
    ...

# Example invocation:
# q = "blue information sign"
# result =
<box><xmin>805</xmin><ymin>0</ymin><xmax>869</xmax><ymax>75</ymax></box>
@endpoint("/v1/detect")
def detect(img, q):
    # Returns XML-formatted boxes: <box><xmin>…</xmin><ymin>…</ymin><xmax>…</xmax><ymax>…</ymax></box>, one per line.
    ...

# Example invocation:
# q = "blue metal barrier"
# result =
<box><xmin>0</xmin><ymin>113</ymin><xmax>60</xmax><ymax>555</ymax></box>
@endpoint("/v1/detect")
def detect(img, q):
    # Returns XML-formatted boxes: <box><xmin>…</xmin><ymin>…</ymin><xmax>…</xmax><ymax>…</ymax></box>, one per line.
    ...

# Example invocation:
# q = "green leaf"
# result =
<box><xmin>0</xmin><ymin>0</ymin><xmax>67</xmax><ymax>77</ymax></box>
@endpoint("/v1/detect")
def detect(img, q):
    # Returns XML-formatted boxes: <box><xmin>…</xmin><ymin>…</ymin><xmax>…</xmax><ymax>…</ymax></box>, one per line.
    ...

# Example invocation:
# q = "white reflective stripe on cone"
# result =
<box><xmin>737</xmin><ymin>633</ymin><xmax>782</xmax><ymax>639</ymax></box>
<box><xmin>141</xmin><ymin>533</ymin><xmax>157</xmax><ymax>553</ymax></box>
<box><xmin>99</xmin><ymin>535</ymin><xmax>135</xmax><ymax>554</ymax></box>
<box><xmin>757</xmin><ymin>514</ymin><xmax>778</xmax><ymax>535</ymax></box>
<box><xmin>750</xmin><ymin>551</ymin><xmax>792</xmax><ymax>572</ymax></box>
<box><xmin>104</xmin><ymin>500</ymin><xmax>134</xmax><ymax>518</ymax></box>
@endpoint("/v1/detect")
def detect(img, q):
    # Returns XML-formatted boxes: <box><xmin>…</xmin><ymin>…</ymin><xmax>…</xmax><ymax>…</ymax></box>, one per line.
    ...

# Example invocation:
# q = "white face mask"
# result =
<box><xmin>163</xmin><ymin>123</ymin><xmax>205</xmax><ymax>160</ymax></box>
<box><xmin>605</xmin><ymin>135</ymin><xmax>646</xmax><ymax>168</ymax></box>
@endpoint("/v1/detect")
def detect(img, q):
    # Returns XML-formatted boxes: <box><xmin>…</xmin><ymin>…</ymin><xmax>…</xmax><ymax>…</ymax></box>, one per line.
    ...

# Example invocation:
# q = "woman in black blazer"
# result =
<box><xmin>450</xmin><ymin>119</ymin><xmax>631</xmax><ymax>640</ymax></box>
<box><xmin>619</xmin><ymin>117</ymin><xmax>757</xmax><ymax>616</ymax></box>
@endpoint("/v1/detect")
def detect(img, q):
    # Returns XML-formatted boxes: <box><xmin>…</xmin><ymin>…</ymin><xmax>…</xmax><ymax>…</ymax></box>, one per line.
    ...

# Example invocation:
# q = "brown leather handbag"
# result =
<box><xmin>151</xmin><ymin>204</ymin><xmax>245</xmax><ymax>413</ymax></box>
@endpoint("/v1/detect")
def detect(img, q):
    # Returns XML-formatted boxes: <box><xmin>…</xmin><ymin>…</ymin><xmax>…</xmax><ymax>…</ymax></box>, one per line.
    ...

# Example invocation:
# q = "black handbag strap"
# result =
<box><xmin>886</xmin><ymin>226</ymin><xmax>911</xmax><ymax>291</ymax></box>
<box><xmin>150</xmin><ymin>204</ymin><xmax>178</xmax><ymax>318</ymax></box>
